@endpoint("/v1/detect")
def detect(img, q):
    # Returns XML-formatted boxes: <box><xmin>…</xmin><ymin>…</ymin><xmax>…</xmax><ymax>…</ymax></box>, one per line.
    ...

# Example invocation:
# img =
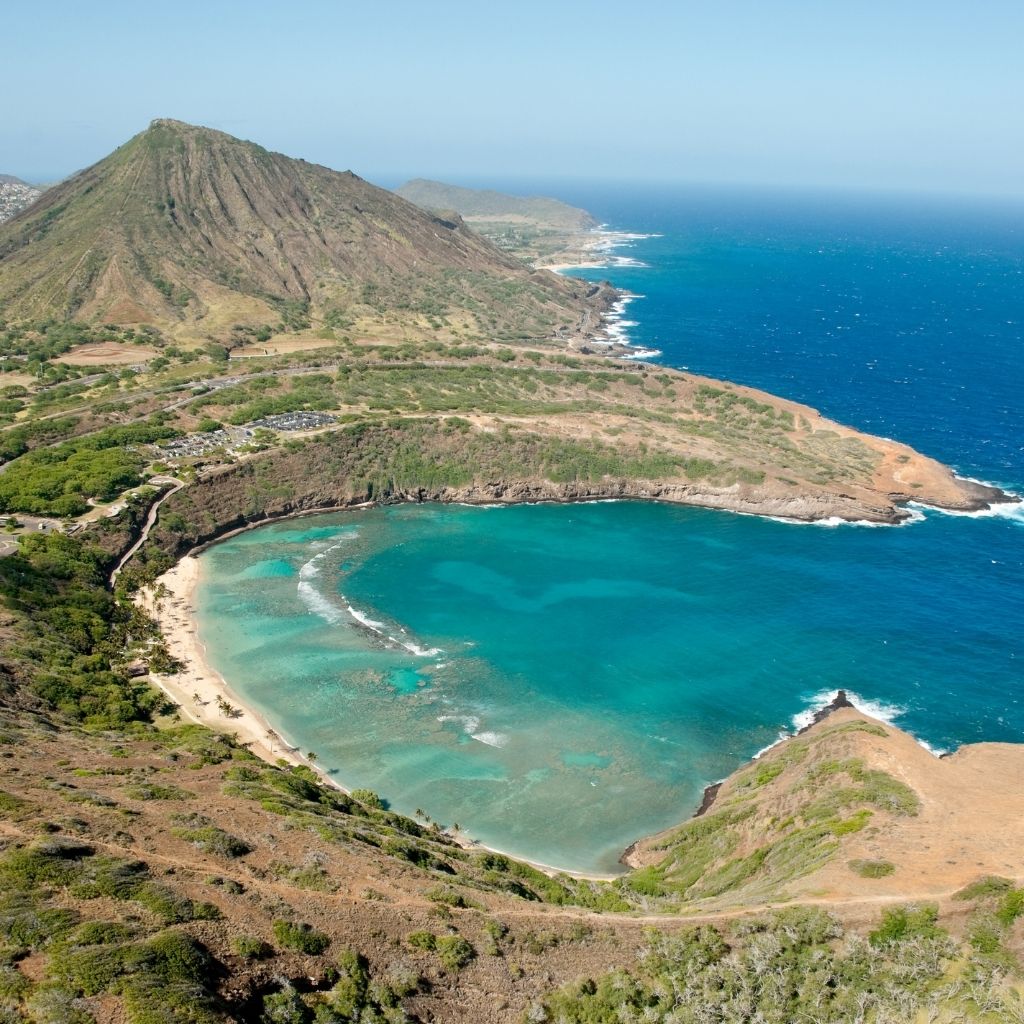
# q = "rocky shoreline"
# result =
<box><xmin>619</xmin><ymin>691</ymin><xmax>862</xmax><ymax>869</ymax></box>
<box><xmin>143</xmin><ymin>451</ymin><xmax>1016</xmax><ymax>567</ymax></box>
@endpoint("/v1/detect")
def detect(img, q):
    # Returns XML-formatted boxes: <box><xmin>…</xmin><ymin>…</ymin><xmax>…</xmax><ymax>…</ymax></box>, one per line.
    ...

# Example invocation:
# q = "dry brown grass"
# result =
<box><xmin>57</xmin><ymin>342</ymin><xmax>158</xmax><ymax>365</ymax></box>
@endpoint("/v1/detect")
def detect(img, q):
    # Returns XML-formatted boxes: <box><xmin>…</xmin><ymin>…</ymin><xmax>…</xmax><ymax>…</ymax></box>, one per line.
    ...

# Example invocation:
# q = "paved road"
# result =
<box><xmin>109</xmin><ymin>477</ymin><xmax>184</xmax><ymax>585</ymax></box>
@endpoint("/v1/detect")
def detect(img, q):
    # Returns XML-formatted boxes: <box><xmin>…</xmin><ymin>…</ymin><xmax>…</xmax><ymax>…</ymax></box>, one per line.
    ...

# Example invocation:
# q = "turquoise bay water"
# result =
<box><xmin>196</xmin><ymin>188</ymin><xmax>1023</xmax><ymax>875</ymax></box>
<box><xmin>197</xmin><ymin>499</ymin><xmax>1022</xmax><ymax>875</ymax></box>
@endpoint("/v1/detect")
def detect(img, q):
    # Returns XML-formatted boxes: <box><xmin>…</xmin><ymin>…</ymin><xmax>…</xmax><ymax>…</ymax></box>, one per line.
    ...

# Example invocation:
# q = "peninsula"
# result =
<box><xmin>396</xmin><ymin>177</ymin><xmax>598</xmax><ymax>264</ymax></box>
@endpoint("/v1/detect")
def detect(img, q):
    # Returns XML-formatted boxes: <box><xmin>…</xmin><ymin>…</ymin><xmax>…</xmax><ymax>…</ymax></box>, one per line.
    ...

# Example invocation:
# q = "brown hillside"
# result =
<box><xmin>0</xmin><ymin>120</ymin><xmax>610</xmax><ymax>342</ymax></box>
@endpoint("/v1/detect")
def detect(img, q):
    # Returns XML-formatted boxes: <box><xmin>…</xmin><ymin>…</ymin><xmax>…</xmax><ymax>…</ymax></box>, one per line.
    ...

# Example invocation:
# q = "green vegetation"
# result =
<box><xmin>0</xmin><ymin>423</ymin><xmax>178</xmax><ymax>516</ymax></box>
<box><xmin>956</xmin><ymin>876</ymin><xmax>1016</xmax><ymax>902</ymax></box>
<box><xmin>0</xmin><ymin>415</ymin><xmax>82</xmax><ymax>464</ymax></box>
<box><xmin>0</xmin><ymin>838</ymin><xmax>224</xmax><ymax>1022</ymax></box>
<box><xmin>271</xmin><ymin>861</ymin><xmax>337</xmax><ymax>892</ymax></box>
<box><xmin>123</xmin><ymin>781</ymin><xmax>195</xmax><ymax>801</ymax></box>
<box><xmin>230</xmin><ymin>934</ymin><xmax>272</xmax><ymax>959</ymax></box>
<box><xmin>0</xmin><ymin>531</ymin><xmax>164</xmax><ymax>726</ymax></box>
<box><xmin>869</xmin><ymin>902</ymin><xmax>943</xmax><ymax>945</ymax></box>
<box><xmin>849</xmin><ymin>857</ymin><xmax>896</xmax><ymax>878</ymax></box>
<box><xmin>801</xmin><ymin>755</ymin><xmax>921</xmax><ymax>817</ymax></box>
<box><xmin>435</xmin><ymin>935</ymin><xmax>475</xmax><ymax>971</ymax></box>
<box><xmin>254</xmin><ymin>948</ymin><xmax>422</xmax><ymax>1022</ymax></box>
<box><xmin>170</xmin><ymin>815</ymin><xmax>251</xmax><ymax>858</ymax></box>
<box><xmin>405</xmin><ymin>931</ymin><xmax>475</xmax><ymax>971</ymax></box>
<box><xmin>533</xmin><ymin>905</ymin><xmax>1022</xmax><ymax>1023</ymax></box>
<box><xmin>621</xmin><ymin>724</ymin><xmax>920</xmax><ymax>907</ymax></box>
<box><xmin>272</xmin><ymin>919</ymin><xmax>331</xmax><ymax>955</ymax></box>
<box><xmin>0</xmin><ymin>789</ymin><xmax>30</xmax><ymax>821</ymax></box>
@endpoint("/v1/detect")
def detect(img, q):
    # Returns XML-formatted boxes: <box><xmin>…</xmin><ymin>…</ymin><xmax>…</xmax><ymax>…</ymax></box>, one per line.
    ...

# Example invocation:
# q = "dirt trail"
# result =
<box><xmin>0</xmin><ymin>817</ymin><xmax>999</xmax><ymax>934</ymax></box>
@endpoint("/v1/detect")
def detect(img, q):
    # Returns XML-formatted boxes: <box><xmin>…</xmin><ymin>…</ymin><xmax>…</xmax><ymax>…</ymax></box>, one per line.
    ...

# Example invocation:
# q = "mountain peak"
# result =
<box><xmin>149</xmin><ymin>117</ymin><xmax>192</xmax><ymax>129</ymax></box>
<box><xmin>0</xmin><ymin>122</ymin><xmax>608</xmax><ymax>342</ymax></box>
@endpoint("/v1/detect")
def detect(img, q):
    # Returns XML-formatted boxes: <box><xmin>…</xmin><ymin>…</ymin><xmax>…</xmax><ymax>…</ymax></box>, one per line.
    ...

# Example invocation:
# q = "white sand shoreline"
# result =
<box><xmin>138</xmin><ymin>555</ymin><xmax>619</xmax><ymax>882</ymax></box>
<box><xmin>139</xmin><ymin>556</ymin><xmax>311</xmax><ymax>772</ymax></box>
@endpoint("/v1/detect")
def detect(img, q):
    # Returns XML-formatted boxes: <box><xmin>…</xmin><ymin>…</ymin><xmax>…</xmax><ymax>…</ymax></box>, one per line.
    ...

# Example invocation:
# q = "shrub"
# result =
<box><xmin>424</xmin><ymin>885</ymin><xmax>474</xmax><ymax>908</ymax></box>
<box><xmin>954</xmin><ymin>875</ymin><xmax>1013</xmax><ymax>901</ymax></box>
<box><xmin>848</xmin><ymin>858</ymin><xmax>895</xmax><ymax>878</ymax></box>
<box><xmin>71</xmin><ymin>921</ymin><xmax>135</xmax><ymax>945</ymax></box>
<box><xmin>272</xmin><ymin>862</ymin><xmax>336</xmax><ymax>892</ymax></box>
<box><xmin>24</xmin><ymin>986</ymin><xmax>95</xmax><ymax>1024</ymax></box>
<box><xmin>0</xmin><ymin>963</ymin><xmax>30</xmax><ymax>1000</ymax></box>
<box><xmin>272</xmin><ymin>920</ymin><xmax>330</xmax><ymax>955</ymax></box>
<box><xmin>172</xmin><ymin>824</ymin><xmax>250</xmax><ymax>858</ymax></box>
<box><xmin>869</xmin><ymin>904</ymin><xmax>942</xmax><ymax>946</ymax></box>
<box><xmin>0</xmin><ymin>791</ymin><xmax>29</xmax><ymax>820</ymax></box>
<box><xmin>350</xmin><ymin>789</ymin><xmax>384</xmax><ymax>810</ymax></box>
<box><xmin>231</xmin><ymin>934</ymin><xmax>272</xmax><ymax>959</ymax></box>
<box><xmin>143</xmin><ymin>930</ymin><xmax>211</xmax><ymax>982</ymax></box>
<box><xmin>134</xmin><ymin>884</ymin><xmax>220</xmax><ymax>924</ymax></box>
<box><xmin>435</xmin><ymin>935</ymin><xmax>475</xmax><ymax>971</ymax></box>
<box><xmin>406</xmin><ymin>931</ymin><xmax>436</xmax><ymax>952</ymax></box>
<box><xmin>259</xmin><ymin>984</ymin><xmax>310</xmax><ymax>1023</ymax></box>
<box><xmin>123</xmin><ymin>783</ymin><xmax>194</xmax><ymax>801</ymax></box>
<box><xmin>996</xmin><ymin>888</ymin><xmax>1024</xmax><ymax>926</ymax></box>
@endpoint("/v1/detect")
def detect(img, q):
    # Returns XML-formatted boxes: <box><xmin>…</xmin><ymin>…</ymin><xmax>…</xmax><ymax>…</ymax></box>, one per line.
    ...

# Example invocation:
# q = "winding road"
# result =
<box><xmin>109</xmin><ymin>476</ymin><xmax>184</xmax><ymax>586</ymax></box>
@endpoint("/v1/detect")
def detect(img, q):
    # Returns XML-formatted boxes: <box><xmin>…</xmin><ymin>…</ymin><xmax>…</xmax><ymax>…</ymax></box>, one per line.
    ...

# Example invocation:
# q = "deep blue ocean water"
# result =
<box><xmin>196</xmin><ymin>187</ymin><xmax>1023</xmax><ymax>874</ymax></box>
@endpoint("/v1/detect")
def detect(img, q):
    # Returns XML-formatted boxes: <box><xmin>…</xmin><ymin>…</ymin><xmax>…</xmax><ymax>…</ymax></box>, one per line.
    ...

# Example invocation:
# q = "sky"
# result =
<box><xmin>2</xmin><ymin>0</ymin><xmax>1022</xmax><ymax>198</ymax></box>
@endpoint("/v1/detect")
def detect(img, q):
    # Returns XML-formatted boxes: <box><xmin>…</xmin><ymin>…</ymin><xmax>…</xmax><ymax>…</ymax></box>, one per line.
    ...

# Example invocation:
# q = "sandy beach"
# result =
<box><xmin>542</xmin><ymin>258</ymin><xmax>609</xmax><ymax>274</ymax></box>
<box><xmin>139</xmin><ymin>556</ymin><xmax>313</xmax><ymax>773</ymax></box>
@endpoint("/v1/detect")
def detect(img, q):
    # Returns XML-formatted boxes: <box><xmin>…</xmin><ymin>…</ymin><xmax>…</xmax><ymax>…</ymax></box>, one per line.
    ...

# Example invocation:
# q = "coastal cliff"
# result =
<box><xmin>130</xmin><ymin>401</ymin><xmax>1009</xmax><ymax>568</ymax></box>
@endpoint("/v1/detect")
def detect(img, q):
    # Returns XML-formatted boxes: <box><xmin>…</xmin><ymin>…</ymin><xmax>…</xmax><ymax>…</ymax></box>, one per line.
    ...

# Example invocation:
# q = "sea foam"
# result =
<box><xmin>296</xmin><ymin>535</ymin><xmax>358</xmax><ymax>624</ymax></box>
<box><xmin>909</xmin><ymin>493</ymin><xmax>1024</xmax><ymax>524</ymax></box>
<box><xmin>297</xmin><ymin>534</ymin><xmax>441</xmax><ymax>654</ymax></box>
<box><xmin>438</xmin><ymin>713</ymin><xmax>481</xmax><ymax>734</ymax></box>
<box><xmin>787</xmin><ymin>688</ymin><xmax>945</xmax><ymax>757</ymax></box>
<box><xmin>471</xmin><ymin>731</ymin><xmax>510</xmax><ymax>748</ymax></box>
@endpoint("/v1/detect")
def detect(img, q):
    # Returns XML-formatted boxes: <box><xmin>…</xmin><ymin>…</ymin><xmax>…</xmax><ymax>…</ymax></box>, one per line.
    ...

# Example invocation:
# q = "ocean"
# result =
<box><xmin>195</xmin><ymin>186</ymin><xmax>1023</xmax><ymax>875</ymax></box>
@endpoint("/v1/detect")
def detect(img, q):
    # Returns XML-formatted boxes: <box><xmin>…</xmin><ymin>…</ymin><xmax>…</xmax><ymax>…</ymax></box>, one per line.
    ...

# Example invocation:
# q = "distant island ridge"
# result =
<box><xmin>396</xmin><ymin>176</ymin><xmax>603</xmax><ymax>266</ymax></box>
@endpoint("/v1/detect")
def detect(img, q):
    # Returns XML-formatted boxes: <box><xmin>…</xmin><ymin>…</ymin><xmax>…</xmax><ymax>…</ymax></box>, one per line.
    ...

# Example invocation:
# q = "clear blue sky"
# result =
<box><xmin>2</xmin><ymin>0</ymin><xmax>1022</xmax><ymax>197</ymax></box>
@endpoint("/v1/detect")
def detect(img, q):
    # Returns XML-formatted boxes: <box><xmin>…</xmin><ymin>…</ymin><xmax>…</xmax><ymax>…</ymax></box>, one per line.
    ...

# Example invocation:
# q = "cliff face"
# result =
<box><xmin>396</xmin><ymin>178</ymin><xmax>598</xmax><ymax>232</ymax></box>
<box><xmin>138</xmin><ymin>406</ymin><xmax>1009</xmax><ymax>563</ymax></box>
<box><xmin>159</xmin><ymin>469</ymin><xmax>907</xmax><ymax>560</ymax></box>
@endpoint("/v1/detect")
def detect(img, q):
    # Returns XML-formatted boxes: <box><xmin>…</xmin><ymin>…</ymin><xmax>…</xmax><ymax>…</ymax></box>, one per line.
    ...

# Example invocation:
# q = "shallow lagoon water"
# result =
<box><xmin>195</xmin><ymin>188</ymin><xmax>1023</xmax><ymax>875</ymax></box>
<box><xmin>197</xmin><ymin>498</ymin><xmax>1023</xmax><ymax>875</ymax></box>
